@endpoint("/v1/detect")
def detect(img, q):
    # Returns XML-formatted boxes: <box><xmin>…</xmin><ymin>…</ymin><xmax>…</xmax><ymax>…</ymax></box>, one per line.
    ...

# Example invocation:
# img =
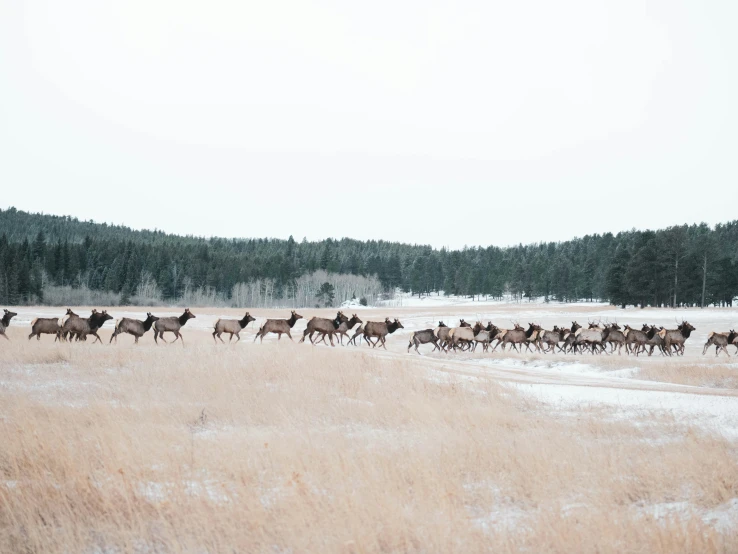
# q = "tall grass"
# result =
<box><xmin>0</xmin><ymin>339</ymin><xmax>736</xmax><ymax>552</ymax></box>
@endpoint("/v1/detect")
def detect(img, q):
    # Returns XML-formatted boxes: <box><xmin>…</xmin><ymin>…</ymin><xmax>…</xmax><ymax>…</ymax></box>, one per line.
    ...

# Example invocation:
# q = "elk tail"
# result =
<box><xmin>31</xmin><ymin>318</ymin><xmax>38</xmax><ymax>327</ymax></box>
<box><xmin>115</xmin><ymin>319</ymin><xmax>122</xmax><ymax>330</ymax></box>
<box><xmin>707</xmin><ymin>331</ymin><xmax>715</xmax><ymax>340</ymax></box>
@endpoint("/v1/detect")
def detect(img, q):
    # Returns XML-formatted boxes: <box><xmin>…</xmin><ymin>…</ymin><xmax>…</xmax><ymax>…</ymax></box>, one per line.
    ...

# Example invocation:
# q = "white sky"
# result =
<box><xmin>1</xmin><ymin>0</ymin><xmax>736</xmax><ymax>249</ymax></box>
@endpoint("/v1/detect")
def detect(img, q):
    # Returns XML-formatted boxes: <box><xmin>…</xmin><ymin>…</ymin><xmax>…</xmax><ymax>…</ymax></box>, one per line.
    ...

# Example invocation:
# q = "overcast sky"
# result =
<box><xmin>1</xmin><ymin>0</ymin><xmax>736</xmax><ymax>249</ymax></box>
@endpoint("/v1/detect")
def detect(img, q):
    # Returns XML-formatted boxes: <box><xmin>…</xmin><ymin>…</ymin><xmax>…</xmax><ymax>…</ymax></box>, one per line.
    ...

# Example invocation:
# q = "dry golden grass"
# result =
<box><xmin>1</xmin><ymin>337</ymin><xmax>737</xmax><ymax>552</ymax></box>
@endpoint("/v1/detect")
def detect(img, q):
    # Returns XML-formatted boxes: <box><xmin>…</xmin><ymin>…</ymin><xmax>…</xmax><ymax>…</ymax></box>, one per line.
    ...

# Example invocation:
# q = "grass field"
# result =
<box><xmin>1</xmin><ymin>303</ymin><xmax>737</xmax><ymax>552</ymax></box>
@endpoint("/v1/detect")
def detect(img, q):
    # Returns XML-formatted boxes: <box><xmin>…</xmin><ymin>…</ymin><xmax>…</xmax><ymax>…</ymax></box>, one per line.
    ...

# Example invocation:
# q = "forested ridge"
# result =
<box><xmin>1</xmin><ymin>207</ymin><xmax>737</xmax><ymax>307</ymax></box>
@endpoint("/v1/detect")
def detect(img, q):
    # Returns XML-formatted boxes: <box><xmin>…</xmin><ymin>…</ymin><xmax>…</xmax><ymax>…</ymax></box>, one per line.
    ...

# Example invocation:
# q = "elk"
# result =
<box><xmin>0</xmin><ymin>309</ymin><xmax>17</xmax><ymax>340</ymax></box>
<box><xmin>408</xmin><ymin>328</ymin><xmax>441</xmax><ymax>354</ymax></box>
<box><xmin>641</xmin><ymin>325</ymin><xmax>666</xmax><ymax>356</ymax></box>
<box><xmin>522</xmin><ymin>322</ymin><xmax>544</xmax><ymax>353</ymax></box>
<box><xmin>363</xmin><ymin>318</ymin><xmax>404</xmax><ymax>349</ymax></box>
<box><xmin>556</xmin><ymin>322</ymin><xmax>582</xmax><ymax>353</ymax></box>
<box><xmin>300</xmin><ymin>312</ymin><xmax>348</xmax><ymax>346</ymax></box>
<box><xmin>603</xmin><ymin>323</ymin><xmax>626</xmax><ymax>355</ymax></box>
<box><xmin>59</xmin><ymin>308</ymin><xmax>86</xmax><ymax>341</ymax></box>
<box><xmin>29</xmin><ymin>309</ymin><xmax>76</xmax><ymax>341</ymax></box>
<box><xmin>538</xmin><ymin>326</ymin><xmax>566</xmax><ymax>353</ymax></box>
<box><xmin>659</xmin><ymin>321</ymin><xmax>695</xmax><ymax>356</ymax></box>
<box><xmin>154</xmin><ymin>308</ymin><xmax>196</xmax><ymax>345</ymax></box>
<box><xmin>433</xmin><ymin>321</ymin><xmax>451</xmax><ymax>352</ymax></box>
<box><xmin>473</xmin><ymin>322</ymin><xmax>499</xmax><ymax>352</ymax></box>
<box><xmin>347</xmin><ymin>323</ymin><xmax>365</xmax><ymax>346</ymax></box>
<box><xmin>66</xmin><ymin>310</ymin><xmax>114</xmax><ymax>343</ymax></box>
<box><xmin>254</xmin><ymin>311</ymin><xmax>303</xmax><ymax>343</ymax></box>
<box><xmin>495</xmin><ymin>323</ymin><xmax>538</xmax><ymax>353</ymax></box>
<box><xmin>212</xmin><ymin>312</ymin><xmax>256</xmax><ymax>344</ymax></box>
<box><xmin>623</xmin><ymin>324</ymin><xmax>649</xmax><ymax>356</ymax></box>
<box><xmin>447</xmin><ymin>323</ymin><xmax>480</xmax><ymax>351</ymax></box>
<box><xmin>702</xmin><ymin>330</ymin><xmax>736</xmax><ymax>357</ymax></box>
<box><xmin>573</xmin><ymin>322</ymin><xmax>609</xmax><ymax>355</ymax></box>
<box><xmin>110</xmin><ymin>313</ymin><xmax>160</xmax><ymax>344</ymax></box>
<box><xmin>314</xmin><ymin>314</ymin><xmax>362</xmax><ymax>345</ymax></box>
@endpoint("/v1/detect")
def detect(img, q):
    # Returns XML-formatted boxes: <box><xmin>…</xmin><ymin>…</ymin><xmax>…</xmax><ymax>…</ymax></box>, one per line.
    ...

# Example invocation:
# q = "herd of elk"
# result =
<box><xmin>405</xmin><ymin>319</ymin><xmax>700</xmax><ymax>357</ymax></box>
<box><xmin>1</xmin><ymin>308</ymin><xmax>720</xmax><ymax>357</ymax></box>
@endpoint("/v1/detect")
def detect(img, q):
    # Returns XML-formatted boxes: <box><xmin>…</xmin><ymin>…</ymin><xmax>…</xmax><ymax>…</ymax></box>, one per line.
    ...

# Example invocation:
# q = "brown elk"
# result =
<box><xmin>623</xmin><ymin>324</ymin><xmax>649</xmax><ymax>356</ymax></box>
<box><xmin>29</xmin><ymin>308</ymin><xmax>77</xmax><ymax>341</ymax></box>
<box><xmin>538</xmin><ymin>326</ymin><xmax>566</xmax><ymax>353</ymax></box>
<box><xmin>702</xmin><ymin>330</ymin><xmax>736</xmax><ymax>357</ymax></box>
<box><xmin>154</xmin><ymin>308</ymin><xmax>196</xmax><ymax>345</ymax></box>
<box><xmin>489</xmin><ymin>323</ymin><xmax>524</xmax><ymax>352</ymax></box>
<box><xmin>66</xmin><ymin>310</ymin><xmax>114</xmax><ymax>343</ymax></box>
<box><xmin>300</xmin><ymin>312</ymin><xmax>348</xmax><ymax>346</ymax></box>
<box><xmin>473</xmin><ymin>322</ymin><xmax>500</xmax><ymax>352</ymax></box>
<box><xmin>433</xmin><ymin>321</ymin><xmax>451</xmax><ymax>352</ymax></box>
<box><xmin>559</xmin><ymin>322</ymin><xmax>583</xmax><ymax>353</ymax></box>
<box><xmin>659</xmin><ymin>321</ymin><xmax>695</xmax><ymax>356</ymax></box>
<box><xmin>603</xmin><ymin>323</ymin><xmax>626</xmax><ymax>355</ymax></box>
<box><xmin>111</xmin><ymin>313</ymin><xmax>160</xmax><ymax>344</ymax></box>
<box><xmin>641</xmin><ymin>324</ymin><xmax>666</xmax><ymax>356</ymax></box>
<box><xmin>59</xmin><ymin>308</ymin><xmax>87</xmax><ymax>341</ymax></box>
<box><xmin>495</xmin><ymin>323</ymin><xmax>539</xmax><ymax>353</ymax></box>
<box><xmin>212</xmin><ymin>312</ymin><xmax>256</xmax><ymax>344</ymax></box>
<box><xmin>363</xmin><ymin>318</ymin><xmax>404</xmax><ymax>349</ymax></box>
<box><xmin>408</xmin><ymin>327</ymin><xmax>441</xmax><ymax>354</ymax></box>
<box><xmin>254</xmin><ymin>311</ymin><xmax>303</xmax><ymax>343</ymax></box>
<box><xmin>314</xmin><ymin>313</ymin><xmax>362</xmax><ymax>345</ymax></box>
<box><xmin>0</xmin><ymin>309</ymin><xmax>17</xmax><ymax>340</ymax></box>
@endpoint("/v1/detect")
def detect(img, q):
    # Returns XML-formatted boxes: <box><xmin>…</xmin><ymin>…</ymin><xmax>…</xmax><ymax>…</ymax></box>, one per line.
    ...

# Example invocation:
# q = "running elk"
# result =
<box><xmin>702</xmin><ymin>329</ymin><xmax>736</xmax><ymax>357</ymax></box>
<box><xmin>315</xmin><ymin>313</ymin><xmax>362</xmax><ymax>345</ymax></box>
<box><xmin>300</xmin><ymin>312</ymin><xmax>348</xmax><ymax>346</ymax></box>
<box><xmin>154</xmin><ymin>308</ymin><xmax>196</xmax><ymax>345</ymax></box>
<box><xmin>212</xmin><ymin>312</ymin><xmax>256</xmax><ymax>343</ymax></box>
<box><xmin>29</xmin><ymin>309</ymin><xmax>76</xmax><ymax>341</ymax></box>
<box><xmin>0</xmin><ymin>309</ymin><xmax>17</xmax><ymax>340</ymax></box>
<box><xmin>408</xmin><ymin>327</ymin><xmax>441</xmax><ymax>354</ymax></box>
<box><xmin>66</xmin><ymin>310</ymin><xmax>114</xmax><ymax>343</ymax></box>
<box><xmin>659</xmin><ymin>321</ymin><xmax>695</xmax><ymax>356</ymax></box>
<box><xmin>111</xmin><ymin>313</ymin><xmax>160</xmax><ymax>344</ymax></box>
<box><xmin>363</xmin><ymin>318</ymin><xmax>404</xmax><ymax>349</ymax></box>
<box><xmin>254</xmin><ymin>311</ymin><xmax>303</xmax><ymax>343</ymax></box>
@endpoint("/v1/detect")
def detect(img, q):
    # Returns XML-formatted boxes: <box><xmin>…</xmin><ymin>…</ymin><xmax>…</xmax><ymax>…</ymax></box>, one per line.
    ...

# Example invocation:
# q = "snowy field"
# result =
<box><xmin>1</xmin><ymin>299</ymin><xmax>737</xmax><ymax>552</ymax></box>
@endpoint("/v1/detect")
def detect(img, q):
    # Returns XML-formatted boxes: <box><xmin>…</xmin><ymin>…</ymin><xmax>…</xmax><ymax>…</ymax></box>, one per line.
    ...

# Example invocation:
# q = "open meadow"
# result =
<box><xmin>1</xmin><ymin>301</ymin><xmax>738</xmax><ymax>552</ymax></box>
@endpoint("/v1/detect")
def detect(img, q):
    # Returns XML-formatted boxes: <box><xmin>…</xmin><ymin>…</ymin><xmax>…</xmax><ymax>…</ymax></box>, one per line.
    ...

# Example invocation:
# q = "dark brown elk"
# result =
<box><xmin>60</xmin><ymin>308</ymin><xmax>86</xmax><ymax>341</ymax></box>
<box><xmin>640</xmin><ymin>324</ymin><xmax>666</xmax><ymax>356</ymax></box>
<box><xmin>154</xmin><ymin>308</ymin><xmax>196</xmax><ymax>345</ymax></box>
<box><xmin>29</xmin><ymin>308</ymin><xmax>77</xmax><ymax>341</ymax></box>
<box><xmin>66</xmin><ymin>310</ymin><xmax>114</xmax><ymax>343</ymax></box>
<box><xmin>254</xmin><ymin>311</ymin><xmax>303</xmax><ymax>343</ymax></box>
<box><xmin>408</xmin><ymin>328</ymin><xmax>441</xmax><ymax>354</ymax></box>
<box><xmin>212</xmin><ymin>312</ymin><xmax>256</xmax><ymax>344</ymax></box>
<box><xmin>314</xmin><ymin>314</ymin><xmax>362</xmax><ymax>345</ymax></box>
<box><xmin>659</xmin><ymin>321</ymin><xmax>695</xmax><ymax>356</ymax></box>
<box><xmin>299</xmin><ymin>312</ymin><xmax>348</xmax><ymax>346</ymax></box>
<box><xmin>603</xmin><ymin>323</ymin><xmax>626</xmax><ymax>355</ymax></box>
<box><xmin>623</xmin><ymin>324</ymin><xmax>649</xmax><ymax>356</ymax></box>
<box><xmin>702</xmin><ymin>330</ymin><xmax>736</xmax><ymax>357</ymax></box>
<box><xmin>559</xmin><ymin>322</ymin><xmax>582</xmax><ymax>353</ymax></box>
<box><xmin>111</xmin><ymin>313</ymin><xmax>160</xmax><ymax>344</ymax></box>
<box><xmin>363</xmin><ymin>318</ymin><xmax>404</xmax><ymax>349</ymax></box>
<box><xmin>0</xmin><ymin>309</ymin><xmax>17</xmax><ymax>340</ymax></box>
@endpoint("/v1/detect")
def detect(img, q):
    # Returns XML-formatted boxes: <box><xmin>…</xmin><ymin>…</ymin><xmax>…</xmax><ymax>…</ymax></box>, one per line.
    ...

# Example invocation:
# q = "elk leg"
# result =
<box><xmin>286</xmin><ymin>330</ymin><xmax>294</xmax><ymax>341</ymax></box>
<box><xmin>0</xmin><ymin>333</ymin><xmax>8</xmax><ymax>340</ymax></box>
<box><xmin>235</xmin><ymin>333</ymin><xmax>240</xmax><ymax>342</ymax></box>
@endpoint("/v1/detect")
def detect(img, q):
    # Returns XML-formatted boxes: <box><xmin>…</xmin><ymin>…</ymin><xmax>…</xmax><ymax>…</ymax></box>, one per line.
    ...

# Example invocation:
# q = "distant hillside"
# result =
<box><xmin>1</xmin><ymin>206</ymin><xmax>737</xmax><ymax>308</ymax></box>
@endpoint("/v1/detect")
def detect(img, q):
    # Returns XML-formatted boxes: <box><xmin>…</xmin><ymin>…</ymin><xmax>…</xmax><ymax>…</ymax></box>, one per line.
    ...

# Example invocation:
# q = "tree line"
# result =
<box><xmin>0</xmin><ymin>207</ymin><xmax>736</xmax><ymax>307</ymax></box>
